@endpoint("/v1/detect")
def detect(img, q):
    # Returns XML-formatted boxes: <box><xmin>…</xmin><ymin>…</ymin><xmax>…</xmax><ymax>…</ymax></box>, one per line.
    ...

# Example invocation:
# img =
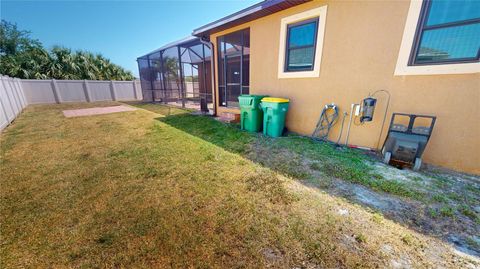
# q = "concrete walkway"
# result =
<box><xmin>63</xmin><ymin>105</ymin><xmax>136</xmax><ymax>118</ymax></box>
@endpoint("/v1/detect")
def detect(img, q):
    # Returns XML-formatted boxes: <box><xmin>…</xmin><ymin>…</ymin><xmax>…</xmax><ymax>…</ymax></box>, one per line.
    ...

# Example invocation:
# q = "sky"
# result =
<box><xmin>1</xmin><ymin>0</ymin><xmax>259</xmax><ymax>77</ymax></box>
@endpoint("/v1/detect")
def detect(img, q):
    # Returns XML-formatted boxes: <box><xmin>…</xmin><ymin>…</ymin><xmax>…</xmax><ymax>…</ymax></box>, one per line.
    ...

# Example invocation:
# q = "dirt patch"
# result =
<box><xmin>248</xmin><ymin>137</ymin><xmax>480</xmax><ymax>257</ymax></box>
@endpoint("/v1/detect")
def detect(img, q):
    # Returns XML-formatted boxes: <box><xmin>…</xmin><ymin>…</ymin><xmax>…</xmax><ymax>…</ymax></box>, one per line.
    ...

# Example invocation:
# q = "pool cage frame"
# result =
<box><xmin>137</xmin><ymin>37</ymin><xmax>214</xmax><ymax>113</ymax></box>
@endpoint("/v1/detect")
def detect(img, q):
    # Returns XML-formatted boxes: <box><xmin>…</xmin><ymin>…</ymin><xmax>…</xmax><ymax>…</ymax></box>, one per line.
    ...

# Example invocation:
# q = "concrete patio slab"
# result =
<box><xmin>63</xmin><ymin>105</ymin><xmax>136</xmax><ymax>118</ymax></box>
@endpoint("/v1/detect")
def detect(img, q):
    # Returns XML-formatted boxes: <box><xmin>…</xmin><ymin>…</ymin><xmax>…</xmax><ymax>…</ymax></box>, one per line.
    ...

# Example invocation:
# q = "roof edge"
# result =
<box><xmin>192</xmin><ymin>0</ymin><xmax>311</xmax><ymax>37</ymax></box>
<box><xmin>137</xmin><ymin>36</ymin><xmax>199</xmax><ymax>59</ymax></box>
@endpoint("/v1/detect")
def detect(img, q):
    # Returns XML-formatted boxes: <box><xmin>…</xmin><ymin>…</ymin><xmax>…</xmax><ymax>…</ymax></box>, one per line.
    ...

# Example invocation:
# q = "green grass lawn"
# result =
<box><xmin>0</xmin><ymin>102</ymin><xmax>476</xmax><ymax>268</ymax></box>
<box><xmin>159</xmin><ymin>112</ymin><xmax>422</xmax><ymax>199</ymax></box>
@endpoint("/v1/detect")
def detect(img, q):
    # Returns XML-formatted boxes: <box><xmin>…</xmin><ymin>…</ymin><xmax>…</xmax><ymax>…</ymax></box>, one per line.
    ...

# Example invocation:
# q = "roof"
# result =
<box><xmin>138</xmin><ymin>36</ymin><xmax>199</xmax><ymax>59</ymax></box>
<box><xmin>192</xmin><ymin>0</ymin><xmax>311</xmax><ymax>38</ymax></box>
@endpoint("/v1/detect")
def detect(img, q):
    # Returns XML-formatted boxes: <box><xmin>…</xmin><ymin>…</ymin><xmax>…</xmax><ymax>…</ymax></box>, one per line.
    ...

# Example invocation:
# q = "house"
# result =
<box><xmin>138</xmin><ymin>0</ymin><xmax>480</xmax><ymax>174</ymax></box>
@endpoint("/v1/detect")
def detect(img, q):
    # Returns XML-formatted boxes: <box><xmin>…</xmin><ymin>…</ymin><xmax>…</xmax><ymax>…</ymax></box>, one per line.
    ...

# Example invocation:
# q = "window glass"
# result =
<box><xmin>417</xmin><ymin>23</ymin><xmax>480</xmax><ymax>62</ymax></box>
<box><xmin>288</xmin><ymin>21</ymin><xmax>317</xmax><ymax>47</ymax></box>
<box><xmin>412</xmin><ymin>0</ymin><xmax>480</xmax><ymax>65</ymax></box>
<box><xmin>287</xmin><ymin>47</ymin><xmax>315</xmax><ymax>71</ymax></box>
<box><xmin>285</xmin><ymin>18</ymin><xmax>318</xmax><ymax>71</ymax></box>
<box><xmin>427</xmin><ymin>0</ymin><xmax>480</xmax><ymax>26</ymax></box>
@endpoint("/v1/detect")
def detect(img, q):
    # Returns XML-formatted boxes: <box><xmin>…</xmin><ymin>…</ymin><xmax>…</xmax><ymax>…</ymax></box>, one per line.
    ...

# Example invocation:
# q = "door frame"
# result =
<box><xmin>217</xmin><ymin>28</ymin><xmax>250</xmax><ymax>109</ymax></box>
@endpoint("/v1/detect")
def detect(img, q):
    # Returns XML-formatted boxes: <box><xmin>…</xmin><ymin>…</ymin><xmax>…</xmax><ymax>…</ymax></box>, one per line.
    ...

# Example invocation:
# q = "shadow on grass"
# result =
<box><xmin>129</xmin><ymin>102</ymin><xmax>479</xmax><ymax>256</ymax></box>
<box><xmin>159</xmin><ymin>113</ymin><xmax>254</xmax><ymax>154</ymax></box>
<box><xmin>157</xmin><ymin>113</ymin><xmax>420</xmax><ymax>199</ymax></box>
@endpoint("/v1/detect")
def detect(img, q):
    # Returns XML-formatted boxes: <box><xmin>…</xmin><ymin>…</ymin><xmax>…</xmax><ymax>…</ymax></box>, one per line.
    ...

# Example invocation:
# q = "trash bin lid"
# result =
<box><xmin>262</xmin><ymin>97</ymin><xmax>289</xmax><ymax>103</ymax></box>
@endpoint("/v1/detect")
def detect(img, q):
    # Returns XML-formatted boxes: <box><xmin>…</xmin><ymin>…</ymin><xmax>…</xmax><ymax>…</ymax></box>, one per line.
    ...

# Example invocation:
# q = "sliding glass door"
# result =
<box><xmin>217</xmin><ymin>28</ymin><xmax>250</xmax><ymax>108</ymax></box>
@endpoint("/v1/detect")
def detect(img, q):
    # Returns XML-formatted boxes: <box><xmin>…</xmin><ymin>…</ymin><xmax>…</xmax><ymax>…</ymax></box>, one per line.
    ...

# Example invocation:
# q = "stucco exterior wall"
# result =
<box><xmin>211</xmin><ymin>0</ymin><xmax>480</xmax><ymax>174</ymax></box>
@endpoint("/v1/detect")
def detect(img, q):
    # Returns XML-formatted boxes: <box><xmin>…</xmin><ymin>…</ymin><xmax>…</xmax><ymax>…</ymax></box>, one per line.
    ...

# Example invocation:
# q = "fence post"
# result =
<box><xmin>109</xmin><ymin>80</ymin><xmax>117</xmax><ymax>101</ymax></box>
<box><xmin>51</xmin><ymin>79</ymin><xmax>61</xmax><ymax>103</ymax></box>
<box><xmin>132</xmin><ymin>80</ymin><xmax>138</xmax><ymax>100</ymax></box>
<box><xmin>83</xmin><ymin>80</ymin><xmax>91</xmax><ymax>102</ymax></box>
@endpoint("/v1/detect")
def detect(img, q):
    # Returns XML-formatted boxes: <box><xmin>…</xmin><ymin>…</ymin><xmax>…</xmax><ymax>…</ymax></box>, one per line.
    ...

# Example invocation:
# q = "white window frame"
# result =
<box><xmin>278</xmin><ymin>6</ymin><xmax>327</xmax><ymax>79</ymax></box>
<box><xmin>394</xmin><ymin>0</ymin><xmax>480</xmax><ymax>76</ymax></box>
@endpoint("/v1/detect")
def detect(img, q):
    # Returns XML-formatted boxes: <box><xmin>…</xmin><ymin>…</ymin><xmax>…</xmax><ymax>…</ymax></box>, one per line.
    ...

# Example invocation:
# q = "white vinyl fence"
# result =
<box><xmin>0</xmin><ymin>75</ymin><xmax>142</xmax><ymax>131</ymax></box>
<box><xmin>0</xmin><ymin>76</ymin><xmax>28</xmax><ymax>131</ymax></box>
<box><xmin>22</xmin><ymin>79</ymin><xmax>142</xmax><ymax>104</ymax></box>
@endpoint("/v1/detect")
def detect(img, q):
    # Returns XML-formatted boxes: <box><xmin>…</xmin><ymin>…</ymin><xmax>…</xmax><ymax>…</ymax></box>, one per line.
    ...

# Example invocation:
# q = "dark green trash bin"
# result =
<box><xmin>238</xmin><ymin>95</ymin><xmax>268</xmax><ymax>132</ymax></box>
<box><xmin>261</xmin><ymin>97</ymin><xmax>290</xmax><ymax>137</ymax></box>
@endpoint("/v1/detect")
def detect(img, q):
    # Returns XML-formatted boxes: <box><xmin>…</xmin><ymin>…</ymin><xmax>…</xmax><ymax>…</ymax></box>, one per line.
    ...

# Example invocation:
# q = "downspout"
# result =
<box><xmin>199</xmin><ymin>37</ymin><xmax>217</xmax><ymax>116</ymax></box>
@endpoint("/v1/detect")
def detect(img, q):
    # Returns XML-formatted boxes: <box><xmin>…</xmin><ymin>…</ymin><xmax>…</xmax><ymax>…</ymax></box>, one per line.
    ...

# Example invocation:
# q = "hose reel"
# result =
<box><xmin>312</xmin><ymin>103</ymin><xmax>339</xmax><ymax>140</ymax></box>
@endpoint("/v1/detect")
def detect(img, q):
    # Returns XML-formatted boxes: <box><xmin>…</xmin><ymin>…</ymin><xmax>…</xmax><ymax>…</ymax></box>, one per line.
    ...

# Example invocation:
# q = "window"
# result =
<box><xmin>285</xmin><ymin>18</ymin><xmax>319</xmax><ymax>71</ymax></box>
<box><xmin>411</xmin><ymin>0</ymin><xmax>480</xmax><ymax>65</ymax></box>
<box><xmin>395</xmin><ymin>0</ymin><xmax>480</xmax><ymax>75</ymax></box>
<box><xmin>278</xmin><ymin>6</ymin><xmax>327</xmax><ymax>78</ymax></box>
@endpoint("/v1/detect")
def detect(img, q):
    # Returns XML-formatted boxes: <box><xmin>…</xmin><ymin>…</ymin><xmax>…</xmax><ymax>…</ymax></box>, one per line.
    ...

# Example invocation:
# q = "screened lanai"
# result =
<box><xmin>137</xmin><ymin>36</ymin><xmax>214</xmax><ymax>113</ymax></box>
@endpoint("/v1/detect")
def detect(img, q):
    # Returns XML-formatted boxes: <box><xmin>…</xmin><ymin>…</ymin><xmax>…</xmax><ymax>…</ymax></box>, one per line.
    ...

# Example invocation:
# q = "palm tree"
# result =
<box><xmin>2</xmin><ymin>20</ymin><xmax>135</xmax><ymax>80</ymax></box>
<box><xmin>74</xmin><ymin>51</ymin><xmax>99</xmax><ymax>80</ymax></box>
<box><xmin>49</xmin><ymin>46</ymin><xmax>80</xmax><ymax>79</ymax></box>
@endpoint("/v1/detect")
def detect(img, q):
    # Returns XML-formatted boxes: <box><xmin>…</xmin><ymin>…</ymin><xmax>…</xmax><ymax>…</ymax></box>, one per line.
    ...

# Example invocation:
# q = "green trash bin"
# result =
<box><xmin>238</xmin><ymin>94</ymin><xmax>268</xmax><ymax>132</ymax></box>
<box><xmin>261</xmin><ymin>97</ymin><xmax>290</xmax><ymax>137</ymax></box>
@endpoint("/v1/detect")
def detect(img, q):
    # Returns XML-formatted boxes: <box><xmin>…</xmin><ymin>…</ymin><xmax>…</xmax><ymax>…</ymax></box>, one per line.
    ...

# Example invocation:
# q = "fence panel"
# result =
<box><xmin>22</xmin><ymin>80</ymin><xmax>57</xmax><ymax>104</ymax></box>
<box><xmin>14</xmin><ymin>78</ymin><xmax>28</xmax><ymax>108</ymax></box>
<box><xmin>114</xmin><ymin>81</ymin><xmax>137</xmax><ymax>101</ymax></box>
<box><xmin>14</xmin><ymin>78</ymin><xmax>27</xmax><ymax>108</ymax></box>
<box><xmin>20</xmin><ymin>79</ymin><xmax>142</xmax><ymax>104</ymax></box>
<box><xmin>88</xmin><ymin>81</ymin><xmax>113</xmax><ymax>101</ymax></box>
<box><xmin>0</xmin><ymin>97</ymin><xmax>8</xmax><ymax>130</ymax></box>
<box><xmin>0</xmin><ymin>79</ymin><xmax>15</xmax><ymax>122</ymax></box>
<box><xmin>9</xmin><ymin>79</ymin><xmax>24</xmax><ymax>110</ymax></box>
<box><xmin>0</xmin><ymin>76</ymin><xmax>28</xmax><ymax>131</ymax></box>
<box><xmin>5</xmin><ymin>78</ymin><xmax>21</xmax><ymax>116</ymax></box>
<box><xmin>0</xmin><ymin>78</ymin><xmax>15</xmax><ymax>130</ymax></box>
<box><xmin>56</xmin><ymin>80</ymin><xmax>88</xmax><ymax>102</ymax></box>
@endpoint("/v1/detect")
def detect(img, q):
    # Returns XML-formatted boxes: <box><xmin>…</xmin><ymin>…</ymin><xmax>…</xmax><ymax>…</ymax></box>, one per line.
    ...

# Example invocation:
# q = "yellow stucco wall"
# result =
<box><xmin>211</xmin><ymin>0</ymin><xmax>480</xmax><ymax>174</ymax></box>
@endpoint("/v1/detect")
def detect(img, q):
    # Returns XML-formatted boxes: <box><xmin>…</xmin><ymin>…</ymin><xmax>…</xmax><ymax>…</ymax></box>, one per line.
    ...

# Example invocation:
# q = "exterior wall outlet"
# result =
<box><xmin>354</xmin><ymin>104</ymin><xmax>361</xmax><ymax>116</ymax></box>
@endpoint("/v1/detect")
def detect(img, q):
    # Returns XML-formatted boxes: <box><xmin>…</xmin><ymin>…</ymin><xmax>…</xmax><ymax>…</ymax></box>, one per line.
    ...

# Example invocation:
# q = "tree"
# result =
<box><xmin>0</xmin><ymin>20</ymin><xmax>135</xmax><ymax>80</ymax></box>
<box><xmin>0</xmin><ymin>20</ymin><xmax>42</xmax><ymax>56</ymax></box>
